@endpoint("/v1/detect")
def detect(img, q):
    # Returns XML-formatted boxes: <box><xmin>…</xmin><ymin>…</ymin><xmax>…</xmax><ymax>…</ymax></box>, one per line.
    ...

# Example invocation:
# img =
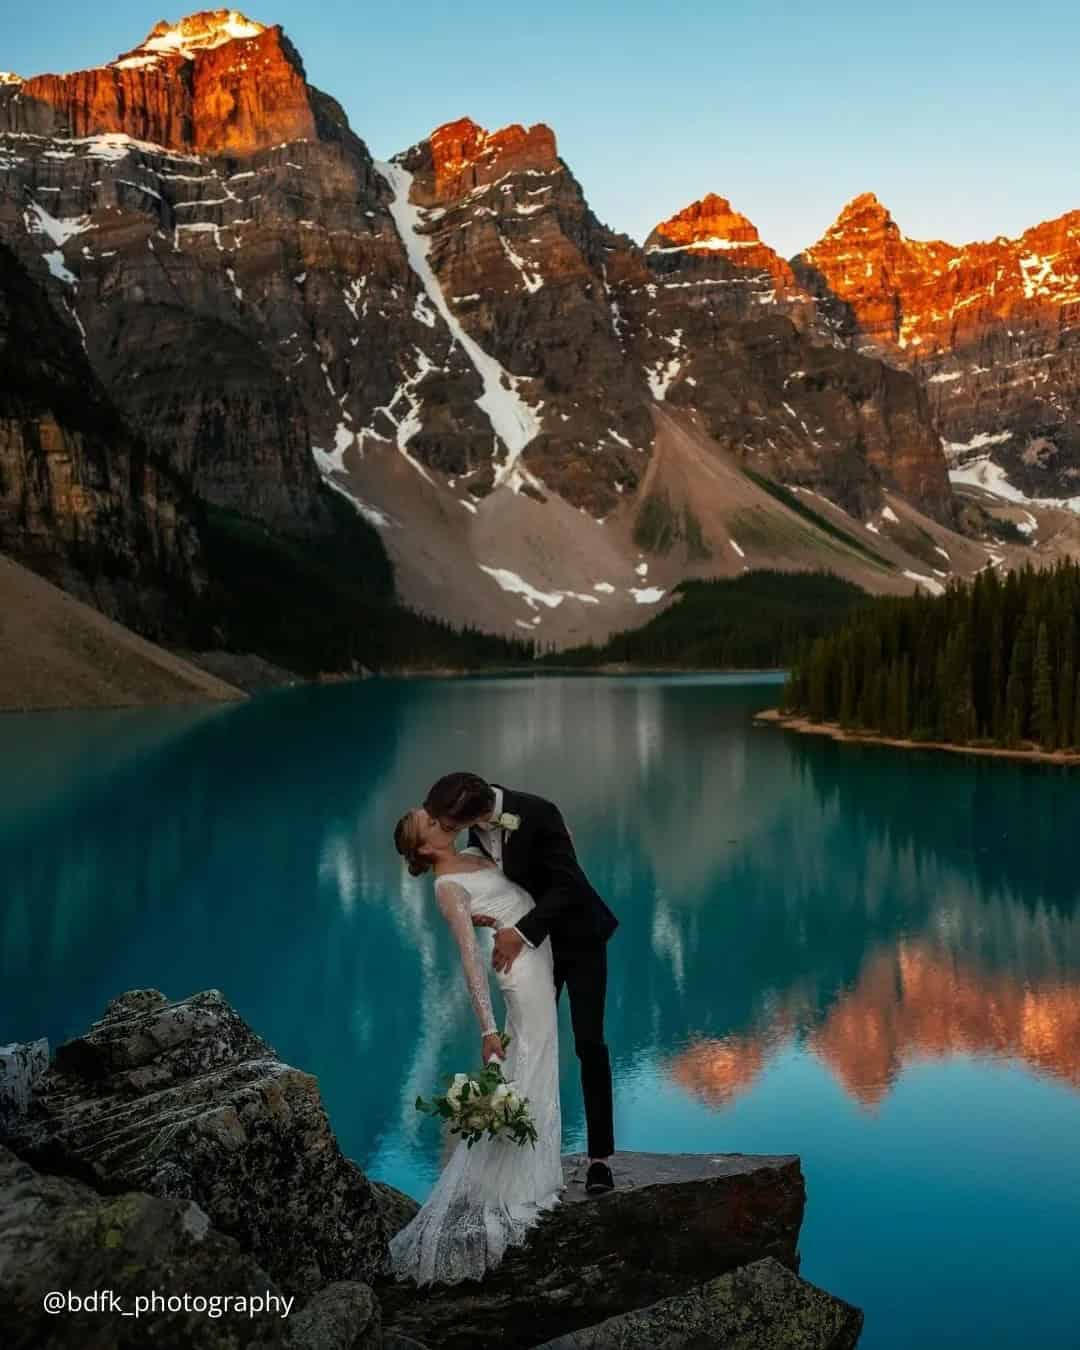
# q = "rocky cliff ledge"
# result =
<box><xmin>0</xmin><ymin>990</ymin><xmax>863</xmax><ymax>1348</ymax></box>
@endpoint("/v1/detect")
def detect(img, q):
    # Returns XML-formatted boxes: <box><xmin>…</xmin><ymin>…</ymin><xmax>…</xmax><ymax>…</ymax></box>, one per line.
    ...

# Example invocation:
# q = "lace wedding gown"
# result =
<box><xmin>390</xmin><ymin>852</ymin><xmax>563</xmax><ymax>1285</ymax></box>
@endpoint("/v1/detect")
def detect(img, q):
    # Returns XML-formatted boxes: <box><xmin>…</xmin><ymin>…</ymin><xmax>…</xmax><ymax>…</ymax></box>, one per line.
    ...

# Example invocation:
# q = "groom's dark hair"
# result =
<box><xmin>425</xmin><ymin>772</ymin><xmax>495</xmax><ymax>826</ymax></box>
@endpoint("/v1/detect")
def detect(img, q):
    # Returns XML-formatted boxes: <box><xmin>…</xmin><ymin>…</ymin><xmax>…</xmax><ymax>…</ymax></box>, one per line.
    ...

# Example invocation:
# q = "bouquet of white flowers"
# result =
<box><xmin>416</xmin><ymin>1034</ymin><xmax>538</xmax><ymax>1149</ymax></box>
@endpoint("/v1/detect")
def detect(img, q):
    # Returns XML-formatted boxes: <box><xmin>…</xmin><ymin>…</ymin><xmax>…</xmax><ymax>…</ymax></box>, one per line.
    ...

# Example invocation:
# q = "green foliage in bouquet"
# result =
<box><xmin>416</xmin><ymin>1034</ymin><xmax>539</xmax><ymax>1149</ymax></box>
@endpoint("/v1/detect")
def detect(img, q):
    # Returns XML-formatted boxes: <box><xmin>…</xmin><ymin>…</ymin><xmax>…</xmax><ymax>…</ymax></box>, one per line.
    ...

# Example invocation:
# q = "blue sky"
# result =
<box><xmin>3</xmin><ymin>0</ymin><xmax>1077</xmax><ymax>256</ymax></box>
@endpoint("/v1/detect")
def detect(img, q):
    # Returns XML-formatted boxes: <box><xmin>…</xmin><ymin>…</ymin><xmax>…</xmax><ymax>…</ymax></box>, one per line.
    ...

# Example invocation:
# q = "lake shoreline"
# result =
<box><xmin>388</xmin><ymin>662</ymin><xmax>787</xmax><ymax>679</ymax></box>
<box><xmin>0</xmin><ymin>664</ymin><xmax>788</xmax><ymax>713</ymax></box>
<box><xmin>756</xmin><ymin>708</ymin><xmax>1080</xmax><ymax>765</ymax></box>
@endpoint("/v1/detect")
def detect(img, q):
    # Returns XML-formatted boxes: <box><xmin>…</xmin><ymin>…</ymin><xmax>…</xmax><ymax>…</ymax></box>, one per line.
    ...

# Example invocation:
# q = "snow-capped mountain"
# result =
<box><xmin>0</xmin><ymin>10</ymin><xmax>1061</xmax><ymax>652</ymax></box>
<box><xmin>795</xmin><ymin>193</ymin><xmax>1080</xmax><ymax>505</ymax></box>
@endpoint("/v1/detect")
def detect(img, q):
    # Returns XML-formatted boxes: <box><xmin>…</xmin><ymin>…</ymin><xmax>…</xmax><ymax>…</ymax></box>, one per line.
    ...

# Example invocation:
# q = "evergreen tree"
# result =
<box><xmin>1074</xmin><ymin>668</ymin><xmax>1080</xmax><ymax>749</ymax></box>
<box><xmin>1005</xmin><ymin>615</ymin><xmax>1034</xmax><ymax>746</ymax></box>
<box><xmin>1033</xmin><ymin>620</ymin><xmax>1056</xmax><ymax>749</ymax></box>
<box><xmin>839</xmin><ymin>658</ymin><xmax>855</xmax><ymax>728</ymax></box>
<box><xmin>898</xmin><ymin>652</ymin><xmax>912</xmax><ymax>738</ymax></box>
<box><xmin>782</xmin><ymin>561</ymin><xmax>1080</xmax><ymax>754</ymax></box>
<box><xmin>1058</xmin><ymin>616</ymin><xmax>1076</xmax><ymax>748</ymax></box>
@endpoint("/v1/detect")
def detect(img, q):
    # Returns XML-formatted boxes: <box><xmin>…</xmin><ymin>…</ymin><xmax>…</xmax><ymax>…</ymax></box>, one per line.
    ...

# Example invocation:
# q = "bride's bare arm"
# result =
<box><xmin>435</xmin><ymin>880</ymin><xmax>498</xmax><ymax>1037</ymax></box>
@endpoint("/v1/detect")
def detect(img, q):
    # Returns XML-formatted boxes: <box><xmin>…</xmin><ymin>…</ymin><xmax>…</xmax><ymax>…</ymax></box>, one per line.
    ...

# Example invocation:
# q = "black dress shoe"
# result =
<box><xmin>585</xmin><ymin>1160</ymin><xmax>614</xmax><ymax>1195</ymax></box>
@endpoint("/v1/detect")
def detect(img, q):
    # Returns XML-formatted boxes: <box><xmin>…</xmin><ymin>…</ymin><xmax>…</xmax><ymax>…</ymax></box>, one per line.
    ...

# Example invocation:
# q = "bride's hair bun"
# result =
<box><xmin>394</xmin><ymin>811</ymin><xmax>433</xmax><ymax>877</ymax></box>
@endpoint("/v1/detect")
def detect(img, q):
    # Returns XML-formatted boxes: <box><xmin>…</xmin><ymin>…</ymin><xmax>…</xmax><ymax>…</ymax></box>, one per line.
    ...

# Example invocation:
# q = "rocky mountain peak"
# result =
<box><xmin>825</xmin><ymin>191</ymin><xmax>898</xmax><ymax>239</ymax></box>
<box><xmin>647</xmin><ymin>192</ymin><xmax>762</xmax><ymax>250</ymax></box>
<box><xmin>644</xmin><ymin>191</ymin><xmax>798</xmax><ymax>297</ymax></box>
<box><xmin>428</xmin><ymin>116</ymin><xmax>559</xmax><ymax>199</ymax></box>
<box><xmin>796</xmin><ymin>196</ymin><xmax>1080</xmax><ymax>498</ymax></box>
<box><xmin>8</xmin><ymin>10</ymin><xmax>315</xmax><ymax>155</ymax></box>
<box><xmin>112</xmin><ymin>10</ymin><xmax>267</xmax><ymax>68</ymax></box>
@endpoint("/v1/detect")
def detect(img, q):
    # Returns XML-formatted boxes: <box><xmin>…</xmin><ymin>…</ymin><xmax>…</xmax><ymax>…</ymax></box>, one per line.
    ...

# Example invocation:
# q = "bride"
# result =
<box><xmin>391</xmin><ymin>808</ymin><xmax>563</xmax><ymax>1285</ymax></box>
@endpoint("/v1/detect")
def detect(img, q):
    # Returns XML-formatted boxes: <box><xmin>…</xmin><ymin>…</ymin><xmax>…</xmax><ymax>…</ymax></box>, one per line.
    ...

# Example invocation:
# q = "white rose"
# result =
<box><xmin>490</xmin><ymin>1084</ymin><xmax>510</xmax><ymax>1107</ymax></box>
<box><xmin>446</xmin><ymin>1072</ymin><xmax>468</xmax><ymax>1107</ymax></box>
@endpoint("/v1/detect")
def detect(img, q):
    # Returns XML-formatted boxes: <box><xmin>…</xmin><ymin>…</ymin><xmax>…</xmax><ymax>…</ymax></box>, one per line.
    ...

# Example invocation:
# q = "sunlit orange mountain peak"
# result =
<box><xmin>428</xmin><ymin>116</ymin><xmax>559</xmax><ymax>199</ymax></box>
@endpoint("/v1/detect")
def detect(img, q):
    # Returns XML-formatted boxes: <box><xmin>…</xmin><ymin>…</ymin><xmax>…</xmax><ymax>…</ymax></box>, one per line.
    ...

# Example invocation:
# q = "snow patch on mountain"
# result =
<box><xmin>499</xmin><ymin>234</ymin><xmax>544</xmax><ymax>293</ymax></box>
<box><xmin>903</xmin><ymin>570</ymin><xmax>946</xmax><ymax>596</ymax></box>
<box><xmin>942</xmin><ymin>430</ymin><xmax>1013</xmax><ymax>460</ymax></box>
<box><xmin>23</xmin><ymin>200</ymin><xmax>93</xmax><ymax>285</ymax></box>
<box><xmin>646</xmin><ymin>329</ymin><xmax>683</xmax><ymax>401</ymax></box>
<box><xmin>375</xmin><ymin>159</ymin><xmax>541</xmax><ymax>486</ymax></box>
<box><xmin>646</xmin><ymin>237</ymin><xmax>758</xmax><ymax>254</ymax></box>
<box><xmin>949</xmin><ymin>456</ymin><xmax>1080</xmax><ymax>513</ymax></box>
<box><xmin>479</xmin><ymin>566</ymin><xmax>565</xmax><ymax>610</ymax></box>
<box><xmin>24</xmin><ymin>200</ymin><xmax>92</xmax><ymax>247</ymax></box>
<box><xmin>114</xmin><ymin>11</ymin><xmax>265</xmax><ymax>68</ymax></box>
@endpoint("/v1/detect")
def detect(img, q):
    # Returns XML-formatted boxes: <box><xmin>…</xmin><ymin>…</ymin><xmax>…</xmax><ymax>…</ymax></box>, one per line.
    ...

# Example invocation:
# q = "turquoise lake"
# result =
<box><xmin>3</xmin><ymin>674</ymin><xmax>1080</xmax><ymax>1347</ymax></box>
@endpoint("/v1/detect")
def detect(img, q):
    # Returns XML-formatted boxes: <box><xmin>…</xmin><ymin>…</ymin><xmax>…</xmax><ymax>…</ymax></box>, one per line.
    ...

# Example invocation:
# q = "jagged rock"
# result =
<box><xmin>0</xmin><ymin>1143</ymin><xmax>280</xmax><ymax>1349</ymax></box>
<box><xmin>3</xmin><ymin>989</ymin><xmax>386</xmax><ymax>1295</ymax></box>
<box><xmin>15</xmin><ymin>14</ymin><xmax>317</xmax><ymax>156</ymax></box>
<box><xmin>370</xmin><ymin>1180</ymin><xmax>421</xmax><ymax>1239</ymax></box>
<box><xmin>396</xmin><ymin>116</ymin><xmax>655</xmax><ymax>516</ymax></box>
<box><xmin>0</xmin><ymin>239</ymin><xmax>204</xmax><ymax>639</ymax></box>
<box><xmin>0</xmin><ymin>1039</ymin><xmax>48</xmax><ymax>1134</ymax></box>
<box><xmin>428</xmin><ymin>117</ymin><xmax>560</xmax><ymax>200</ymax></box>
<box><xmin>1</xmin><ymin>995</ymin><xmax>862</xmax><ymax>1350</ymax></box>
<box><xmin>626</xmin><ymin>197</ymin><xmax>955</xmax><ymax>524</ymax></box>
<box><xmin>284</xmin><ymin>1281</ymin><xmax>380</xmax><ymax>1350</ymax></box>
<box><xmin>644</xmin><ymin>193</ymin><xmax>809</xmax><ymax>323</ymax></box>
<box><xmin>0</xmin><ymin>1144</ymin><xmax>380</xmax><ymax>1350</ymax></box>
<box><xmin>796</xmin><ymin>194</ymin><xmax>1080</xmax><ymax>500</ymax></box>
<box><xmin>0</xmin><ymin>16</ymin><xmax>436</xmax><ymax>541</ymax></box>
<box><xmin>532</xmin><ymin>1256</ymin><xmax>863</xmax><ymax>1349</ymax></box>
<box><xmin>378</xmin><ymin>1150</ymin><xmax>806</xmax><ymax>1349</ymax></box>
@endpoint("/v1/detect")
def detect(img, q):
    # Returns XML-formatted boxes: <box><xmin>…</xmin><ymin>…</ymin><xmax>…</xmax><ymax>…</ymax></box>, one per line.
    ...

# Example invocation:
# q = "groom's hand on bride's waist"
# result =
<box><xmin>492</xmin><ymin>928</ymin><xmax>525</xmax><ymax>973</ymax></box>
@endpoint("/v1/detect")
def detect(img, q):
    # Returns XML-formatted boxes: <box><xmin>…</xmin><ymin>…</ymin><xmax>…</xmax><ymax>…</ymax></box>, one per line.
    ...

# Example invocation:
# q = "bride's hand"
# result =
<box><xmin>481</xmin><ymin>1033</ymin><xmax>505</xmax><ymax>1063</ymax></box>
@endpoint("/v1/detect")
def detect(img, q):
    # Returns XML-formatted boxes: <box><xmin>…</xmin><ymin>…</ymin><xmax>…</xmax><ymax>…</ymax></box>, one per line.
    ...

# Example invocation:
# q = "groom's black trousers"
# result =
<box><xmin>553</xmin><ymin>941</ymin><xmax>614</xmax><ymax>1160</ymax></box>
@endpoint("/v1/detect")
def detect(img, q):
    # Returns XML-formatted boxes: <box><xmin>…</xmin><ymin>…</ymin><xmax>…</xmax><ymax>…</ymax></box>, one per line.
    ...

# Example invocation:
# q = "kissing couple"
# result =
<box><xmin>390</xmin><ymin>772</ymin><xmax>619</xmax><ymax>1286</ymax></box>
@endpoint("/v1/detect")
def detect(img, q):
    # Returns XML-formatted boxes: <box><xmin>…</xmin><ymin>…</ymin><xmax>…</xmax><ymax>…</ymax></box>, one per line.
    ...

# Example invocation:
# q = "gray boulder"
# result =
<box><xmin>533</xmin><ymin>1256</ymin><xmax>863</xmax><ymax>1348</ymax></box>
<box><xmin>0</xmin><ymin>1038</ymin><xmax>48</xmax><ymax>1133</ymax></box>
<box><xmin>3</xmin><ymin>989</ymin><xmax>386</xmax><ymax>1294</ymax></box>
<box><xmin>379</xmin><ymin>1150</ymin><xmax>807</xmax><ymax>1349</ymax></box>
<box><xmin>0</xmin><ymin>1144</ymin><xmax>381</xmax><ymax>1350</ymax></box>
<box><xmin>285</xmin><ymin>1281</ymin><xmax>380</xmax><ymax>1349</ymax></box>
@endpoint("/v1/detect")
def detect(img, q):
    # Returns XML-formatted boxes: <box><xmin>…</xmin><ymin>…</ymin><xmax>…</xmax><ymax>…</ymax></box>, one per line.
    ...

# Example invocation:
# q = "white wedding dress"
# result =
<box><xmin>390</xmin><ymin>851</ymin><xmax>563</xmax><ymax>1285</ymax></box>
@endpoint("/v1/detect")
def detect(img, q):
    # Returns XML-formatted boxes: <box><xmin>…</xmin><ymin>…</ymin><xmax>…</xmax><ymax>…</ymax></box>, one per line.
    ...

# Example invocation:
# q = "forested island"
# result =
<box><xmin>778</xmin><ymin>561</ymin><xmax>1080</xmax><ymax>757</ymax></box>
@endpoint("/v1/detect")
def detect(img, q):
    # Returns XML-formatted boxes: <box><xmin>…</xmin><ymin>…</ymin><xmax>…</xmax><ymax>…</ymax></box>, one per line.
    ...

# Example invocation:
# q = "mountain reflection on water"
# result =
<box><xmin>3</xmin><ymin>675</ymin><xmax>1079</xmax><ymax>1349</ymax></box>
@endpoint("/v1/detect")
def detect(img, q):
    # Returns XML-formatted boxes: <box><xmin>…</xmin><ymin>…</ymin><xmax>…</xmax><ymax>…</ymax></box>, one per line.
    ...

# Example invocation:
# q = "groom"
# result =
<box><xmin>424</xmin><ymin>771</ymin><xmax>618</xmax><ymax>1195</ymax></box>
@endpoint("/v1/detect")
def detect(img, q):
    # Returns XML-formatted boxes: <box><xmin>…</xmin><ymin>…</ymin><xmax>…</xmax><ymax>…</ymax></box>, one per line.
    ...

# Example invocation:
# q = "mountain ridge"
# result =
<box><xmin>1</xmin><ymin>9</ymin><xmax>1076</xmax><ymax>665</ymax></box>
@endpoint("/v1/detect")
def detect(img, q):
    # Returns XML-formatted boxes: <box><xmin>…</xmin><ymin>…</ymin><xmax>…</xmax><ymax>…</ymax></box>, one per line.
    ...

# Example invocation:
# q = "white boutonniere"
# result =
<box><xmin>494</xmin><ymin>811</ymin><xmax>521</xmax><ymax>832</ymax></box>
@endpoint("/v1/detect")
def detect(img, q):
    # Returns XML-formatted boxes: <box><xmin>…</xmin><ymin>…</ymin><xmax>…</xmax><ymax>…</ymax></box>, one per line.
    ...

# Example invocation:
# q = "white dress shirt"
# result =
<box><xmin>474</xmin><ymin>787</ymin><xmax>534</xmax><ymax>948</ymax></box>
<box><xmin>474</xmin><ymin>786</ymin><xmax>506</xmax><ymax>866</ymax></box>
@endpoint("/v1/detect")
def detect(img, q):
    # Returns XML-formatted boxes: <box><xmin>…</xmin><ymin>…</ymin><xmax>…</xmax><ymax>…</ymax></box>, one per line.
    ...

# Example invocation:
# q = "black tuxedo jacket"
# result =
<box><xmin>469</xmin><ymin>786</ymin><xmax>618</xmax><ymax>950</ymax></box>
